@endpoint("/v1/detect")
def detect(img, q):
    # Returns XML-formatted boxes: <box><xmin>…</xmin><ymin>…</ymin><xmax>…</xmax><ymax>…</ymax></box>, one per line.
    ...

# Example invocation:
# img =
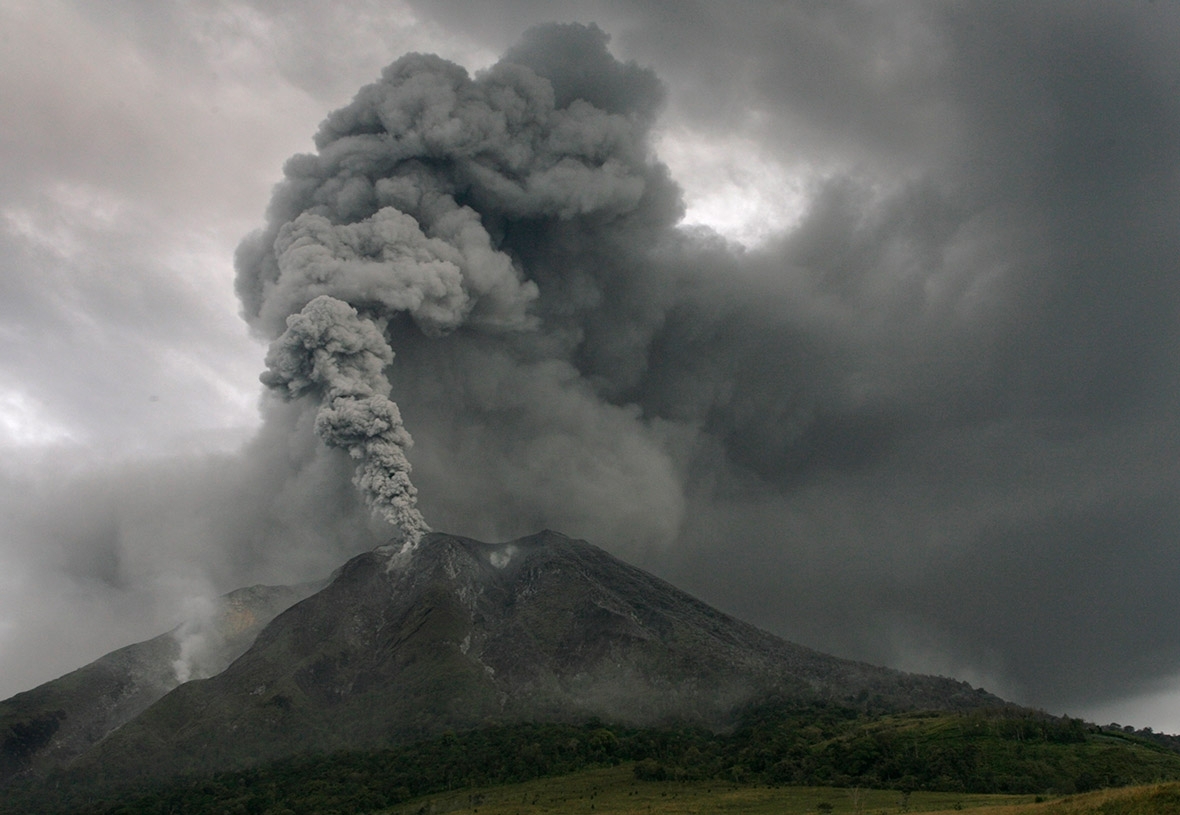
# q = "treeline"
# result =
<box><xmin>1101</xmin><ymin>722</ymin><xmax>1180</xmax><ymax>754</ymax></box>
<box><xmin>692</xmin><ymin>703</ymin><xmax>1123</xmax><ymax>793</ymax></box>
<box><xmin>4</xmin><ymin>722</ymin><xmax>639</xmax><ymax>815</ymax></box>
<box><xmin>5</xmin><ymin>701</ymin><xmax>1180</xmax><ymax>815</ymax></box>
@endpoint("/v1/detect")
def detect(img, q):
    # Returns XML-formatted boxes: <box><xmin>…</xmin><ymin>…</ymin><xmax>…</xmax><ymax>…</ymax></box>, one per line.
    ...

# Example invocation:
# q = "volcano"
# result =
<box><xmin>3</xmin><ymin>531</ymin><xmax>998</xmax><ymax>785</ymax></box>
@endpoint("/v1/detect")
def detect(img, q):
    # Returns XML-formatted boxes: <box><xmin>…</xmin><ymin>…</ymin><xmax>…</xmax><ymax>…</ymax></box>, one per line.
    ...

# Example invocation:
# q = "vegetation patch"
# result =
<box><xmin>3</xmin><ymin>701</ymin><xmax>1179</xmax><ymax>814</ymax></box>
<box><xmin>389</xmin><ymin>765</ymin><xmax>1037</xmax><ymax>815</ymax></box>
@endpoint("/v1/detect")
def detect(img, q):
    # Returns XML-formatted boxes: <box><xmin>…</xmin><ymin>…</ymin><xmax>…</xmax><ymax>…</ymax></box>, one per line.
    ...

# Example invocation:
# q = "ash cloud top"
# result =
<box><xmin>4</xmin><ymin>2</ymin><xmax>1180</xmax><ymax>733</ymax></box>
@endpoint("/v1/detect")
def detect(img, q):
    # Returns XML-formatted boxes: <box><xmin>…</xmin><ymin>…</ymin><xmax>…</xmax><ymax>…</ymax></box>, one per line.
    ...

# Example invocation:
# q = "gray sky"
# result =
<box><xmin>3</xmin><ymin>0</ymin><xmax>1180</xmax><ymax>734</ymax></box>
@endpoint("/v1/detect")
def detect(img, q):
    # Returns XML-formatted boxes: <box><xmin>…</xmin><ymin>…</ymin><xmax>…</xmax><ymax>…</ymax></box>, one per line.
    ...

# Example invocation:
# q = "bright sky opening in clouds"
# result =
<box><xmin>0</xmin><ymin>389</ymin><xmax>76</xmax><ymax>447</ymax></box>
<box><xmin>3</xmin><ymin>1</ymin><xmax>1180</xmax><ymax>740</ymax></box>
<box><xmin>657</xmin><ymin>127</ymin><xmax>810</xmax><ymax>248</ymax></box>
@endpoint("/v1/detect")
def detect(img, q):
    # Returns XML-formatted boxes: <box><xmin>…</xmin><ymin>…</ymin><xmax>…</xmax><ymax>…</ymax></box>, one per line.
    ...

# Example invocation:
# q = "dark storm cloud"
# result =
<box><xmin>384</xmin><ymin>3</ymin><xmax>1180</xmax><ymax>716</ymax></box>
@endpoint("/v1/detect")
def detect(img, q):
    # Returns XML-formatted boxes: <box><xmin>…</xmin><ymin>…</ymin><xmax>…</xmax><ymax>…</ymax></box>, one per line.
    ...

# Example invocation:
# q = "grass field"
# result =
<box><xmin>943</xmin><ymin>782</ymin><xmax>1180</xmax><ymax>815</ymax></box>
<box><xmin>385</xmin><ymin>764</ymin><xmax>1040</xmax><ymax>814</ymax></box>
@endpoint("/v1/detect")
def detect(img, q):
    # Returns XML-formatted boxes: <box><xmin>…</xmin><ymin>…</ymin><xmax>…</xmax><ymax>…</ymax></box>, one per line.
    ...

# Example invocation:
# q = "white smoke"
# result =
<box><xmin>171</xmin><ymin>594</ymin><xmax>221</xmax><ymax>684</ymax></box>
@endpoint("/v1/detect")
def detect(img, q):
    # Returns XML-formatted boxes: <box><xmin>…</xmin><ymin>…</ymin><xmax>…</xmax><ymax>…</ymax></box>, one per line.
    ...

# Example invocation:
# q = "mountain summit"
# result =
<box><xmin>6</xmin><ymin>531</ymin><xmax>998</xmax><ymax>784</ymax></box>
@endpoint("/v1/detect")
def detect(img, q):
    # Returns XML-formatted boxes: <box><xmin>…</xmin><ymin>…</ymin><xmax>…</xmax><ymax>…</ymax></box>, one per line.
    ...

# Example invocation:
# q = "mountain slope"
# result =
<box><xmin>77</xmin><ymin>531</ymin><xmax>998</xmax><ymax>782</ymax></box>
<box><xmin>0</xmin><ymin>580</ymin><xmax>320</xmax><ymax>783</ymax></box>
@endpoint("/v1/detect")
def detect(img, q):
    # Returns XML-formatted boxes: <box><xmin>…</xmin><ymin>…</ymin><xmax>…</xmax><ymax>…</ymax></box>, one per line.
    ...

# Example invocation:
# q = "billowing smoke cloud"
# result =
<box><xmin>7</xmin><ymin>5</ymin><xmax>1180</xmax><ymax>728</ymax></box>
<box><xmin>233</xmin><ymin>22</ymin><xmax>877</xmax><ymax>563</ymax></box>
<box><xmin>235</xmin><ymin>25</ymin><xmax>685</xmax><ymax>549</ymax></box>
<box><xmin>213</xmin><ymin>13</ymin><xmax>1180</xmax><ymax>723</ymax></box>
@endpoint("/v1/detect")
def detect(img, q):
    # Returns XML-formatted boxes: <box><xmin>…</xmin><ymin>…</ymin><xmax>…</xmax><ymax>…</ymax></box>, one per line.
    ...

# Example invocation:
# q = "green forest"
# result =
<box><xmin>5</xmin><ymin>701</ymin><xmax>1180</xmax><ymax>815</ymax></box>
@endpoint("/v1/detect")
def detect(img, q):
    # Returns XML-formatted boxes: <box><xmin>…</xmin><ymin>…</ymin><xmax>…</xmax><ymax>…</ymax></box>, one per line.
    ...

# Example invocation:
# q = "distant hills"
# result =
<box><xmin>3</xmin><ymin>530</ymin><xmax>1178</xmax><ymax>813</ymax></box>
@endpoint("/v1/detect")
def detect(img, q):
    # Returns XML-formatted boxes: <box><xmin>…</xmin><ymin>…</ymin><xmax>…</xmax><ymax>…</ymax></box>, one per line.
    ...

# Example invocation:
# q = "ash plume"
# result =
<box><xmin>7</xmin><ymin>5</ymin><xmax>1180</xmax><ymax>724</ymax></box>
<box><xmin>236</xmin><ymin>24</ymin><xmax>682</xmax><ymax>548</ymax></box>
<box><xmin>261</xmin><ymin>295</ymin><xmax>429</xmax><ymax>545</ymax></box>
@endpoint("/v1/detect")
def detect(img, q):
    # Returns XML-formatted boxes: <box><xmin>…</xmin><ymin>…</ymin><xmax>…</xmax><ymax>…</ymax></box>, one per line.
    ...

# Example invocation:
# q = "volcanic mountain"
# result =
<box><xmin>3</xmin><ymin>531</ymin><xmax>999</xmax><ymax>785</ymax></box>
<box><xmin>0</xmin><ymin>579</ymin><xmax>320</xmax><ymax>783</ymax></box>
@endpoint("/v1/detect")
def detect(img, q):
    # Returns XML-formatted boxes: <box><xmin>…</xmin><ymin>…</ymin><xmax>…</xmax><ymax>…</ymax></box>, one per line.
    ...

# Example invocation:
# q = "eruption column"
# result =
<box><xmin>237</xmin><ymin>25</ymin><xmax>672</xmax><ymax>548</ymax></box>
<box><xmin>262</xmin><ymin>295</ymin><xmax>429</xmax><ymax>546</ymax></box>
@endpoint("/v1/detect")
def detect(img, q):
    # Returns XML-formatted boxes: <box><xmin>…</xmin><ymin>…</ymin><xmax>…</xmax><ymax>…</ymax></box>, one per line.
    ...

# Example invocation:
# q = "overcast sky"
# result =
<box><xmin>3</xmin><ymin>0</ymin><xmax>1180</xmax><ymax>735</ymax></box>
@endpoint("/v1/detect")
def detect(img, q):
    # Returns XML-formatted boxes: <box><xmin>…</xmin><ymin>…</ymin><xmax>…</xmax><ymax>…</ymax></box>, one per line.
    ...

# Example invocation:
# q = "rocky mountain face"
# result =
<box><xmin>0</xmin><ymin>580</ymin><xmax>320</xmax><ymax>783</ymax></box>
<box><xmin>55</xmin><ymin>531</ymin><xmax>998</xmax><ymax>784</ymax></box>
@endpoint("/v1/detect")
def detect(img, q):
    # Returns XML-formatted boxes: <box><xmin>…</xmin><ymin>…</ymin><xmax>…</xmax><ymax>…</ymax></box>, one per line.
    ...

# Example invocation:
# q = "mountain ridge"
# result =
<box><xmin>69</xmin><ymin>531</ymin><xmax>1000</xmax><ymax>782</ymax></box>
<box><xmin>0</xmin><ymin>579</ymin><xmax>321</xmax><ymax>784</ymax></box>
<box><xmin>5</xmin><ymin>530</ymin><xmax>1000</xmax><ymax>787</ymax></box>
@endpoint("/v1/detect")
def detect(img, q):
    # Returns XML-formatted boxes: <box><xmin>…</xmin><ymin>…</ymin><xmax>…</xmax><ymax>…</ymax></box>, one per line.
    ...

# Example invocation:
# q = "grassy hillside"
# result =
<box><xmin>931</xmin><ymin>783</ymin><xmax>1180</xmax><ymax>815</ymax></box>
<box><xmin>716</xmin><ymin>702</ymin><xmax>1180</xmax><ymax>794</ymax></box>
<box><xmin>387</xmin><ymin>765</ymin><xmax>1038</xmax><ymax>814</ymax></box>
<box><xmin>389</xmin><ymin>774</ymin><xmax>1180</xmax><ymax>815</ymax></box>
